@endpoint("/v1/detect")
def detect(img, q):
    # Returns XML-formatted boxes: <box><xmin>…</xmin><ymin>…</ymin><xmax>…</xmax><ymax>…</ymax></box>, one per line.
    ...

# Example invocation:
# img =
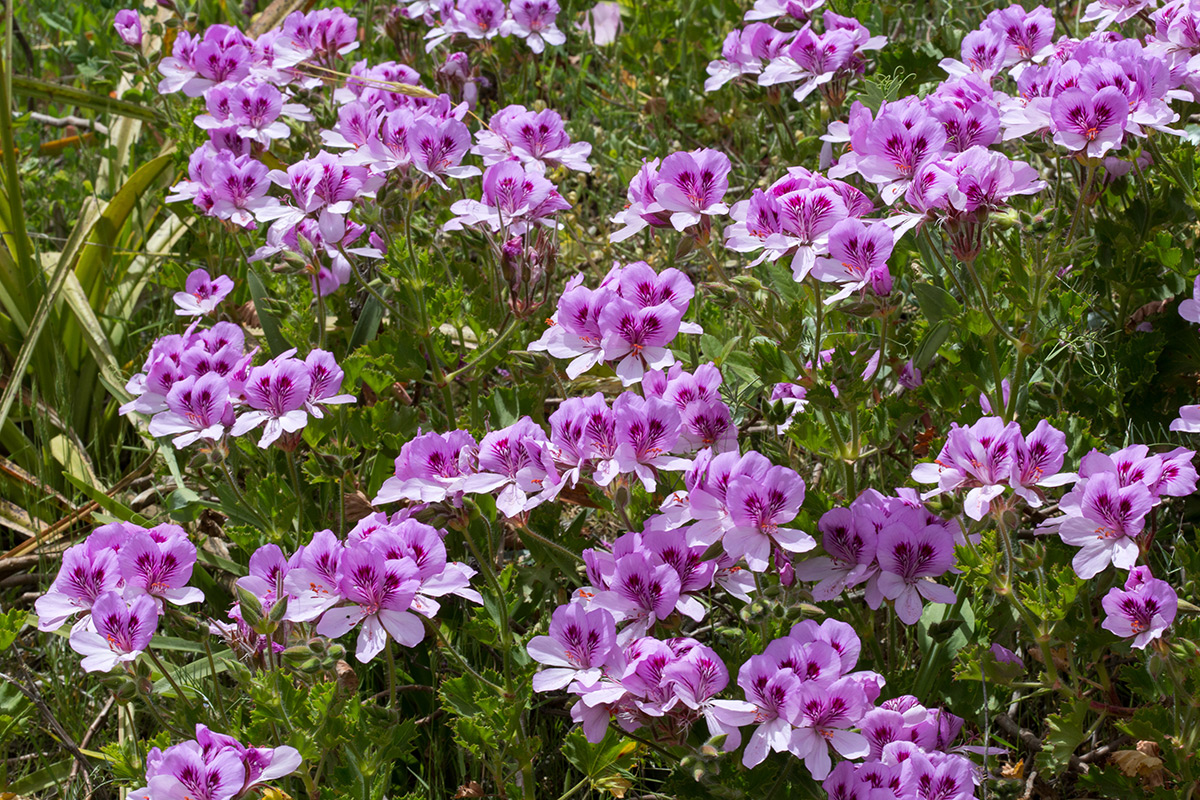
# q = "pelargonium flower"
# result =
<box><xmin>527</xmin><ymin>603</ymin><xmax>618</xmax><ymax>691</ymax></box>
<box><xmin>663</xmin><ymin>644</ymin><xmax>757</xmax><ymax>747</ymax></box>
<box><xmin>406</xmin><ymin>117</ymin><xmax>480</xmax><ymax>188</ymax></box>
<box><xmin>114</xmin><ymin>10</ymin><xmax>143</xmax><ymax>47</ymax></box>
<box><xmin>231</xmin><ymin>354</ymin><xmax>312</xmax><ymax>448</ymax></box>
<box><xmin>460</xmin><ymin>417</ymin><xmax>552</xmax><ymax>517</ymax></box>
<box><xmin>282</xmin><ymin>529</ymin><xmax>345</xmax><ymax>623</ymax></box>
<box><xmin>612</xmin><ymin>393</ymin><xmax>689</xmax><ymax>492</ymax></box>
<box><xmin>911</xmin><ymin>416</ymin><xmax>1023</xmax><ymax>520</ymax></box>
<box><xmin>504</xmin><ymin>0</ymin><xmax>567</xmax><ymax>54</ymax></box>
<box><xmin>68</xmin><ymin>591</ymin><xmax>159</xmax><ymax>673</ymax></box>
<box><xmin>35</xmin><ymin>542</ymin><xmax>122</xmax><ymax>631</ymax></box>
<box><xmin>810</xmin><ymin>218</ymin><xmax>894</xmax><ymax>303</ymax></box>
<box><xmin>1082</xmin><ymin>0</ymin><xmax>1155</xmax><ymax>32</ymax></box>
<box><xmin>790</xmin><ymin>677</ymin><xmax>870</xmax><ymax>780</ymax></box>
<box><xmin>737</xmin><ymin>654</ymin><xmax>803</xmax><ymax>768</ymax></box>
<box><xmin>653</xmin><ymin>149</ymin><xmax>732</xmax><ymax>232</ymax></box>
<box><xmin>148</xmin><ymin>373</ymin><xmax>235</xmax><ymax>448</ymax></box>
<box><xmin>316</xmin><ymin>541</ymin><xmax>424</xmax><ymax>662</ymax></box>
<box><xmin>875</xmin><ymin>522</ymin><xmax>957</xmax><ymax>624</ymax></box>
<box><xmin>590</xmin><ymin>552</ymin><xmax>682</xmax><ymax>642</ymax></box>
<box><xmin>600</xmin><ymin>297</ymin><xmax>685</xmax><ymax>385</ymax></box>
<box><xmin>723</xmin><ymin>465</ymin><xmax>815</xmax><ymax>572</ymax></box>
<box><xmin>983</xmin><ymin>3</ymin><xmax>1056</xmax><ymax>69</ymax></box>
<box><xmin>1050</xmin><ymin>86</ymin><xmax>1129</xmax><ymax>158</ymax></box>
<box><xmin>375</xmin><ymin>429</ymin><xmax>478</xmax><ymax>504</ymax></box>
<box><xmin>1101</xmin><ymin>566</ymin><xmax>1178</xmax><ymax>649</ymax></box>
<box><xmin>120</xmin><ymin>529</ymin><xmax>206</xmax><ymax>607</ymax></box>
<box><xmin>473</xmin><ymin>105</ymin><xmax>592</xmax><ymax>174</ymax></box>
<box><xmin>793</xmin><ymin>504</ymin><xmax>879</xmax><ymax>600</ymax></box>
<box><xmin>173</xmin><ymin>269</ymin><xmax>235</xmax><ymax>317</ymax></box>
<box><xmin>443</xmin><ymin>160</ymin><xmax>570</xmax><ymax>234</ymax></box>
<box><xmin>1056</xmin><ymin>472</ymin><xmax>1153</xmax><ymax>578</ymax></box>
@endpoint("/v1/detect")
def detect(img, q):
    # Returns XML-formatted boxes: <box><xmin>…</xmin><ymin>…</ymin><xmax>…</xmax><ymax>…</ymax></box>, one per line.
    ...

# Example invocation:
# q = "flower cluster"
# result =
<box><xmin>1043</xmin><ymin>444</ymin><xmax>1196</xmax><ymax>578</ymax></box>
<box><xmin>610</xmin><ymin>149</ymin><xmax>733</xmax><ymax>242</ymax></box>
<box><xmin>129</xmin><ymin>724</ymin><xmax>301</xmax><ymax>800</ymax></box>
<box><xmin>214</xmin><ymin>513</ymin><xmax>480</xmax><ymax>663</ymax></box>
<box><xmin>374</xmin><ymin>361</ymin><xmax>738</xmax><ymax>516</ymax></box>
<box><xmin>36</xmin><ymin>522</ymin><xmax>205</xmax><ymax>672</ymax></box>
<box><xmin>1101</xmin><ymin>565</ymin><xmax>1179</xmax><ymax>649</ymax></box>
<box><xmin>528</xmin><ymin>261</ymin><xmax>703</xmax><ymax>384</ymax></box>
<box><xmin>705</xmin><ymin>9</ymin><xmax>886</xmax><ymax>108</ymax></box>
<box><xmin>912</xmin><ymin>416</ymin><xmax>1077</xmax><ymax>521</ymax></box>
<box><xmin>419</xmin><ymin>0</ymin><xmax>566</xmax><ymax>54</ymax></box>
<box><xmin>724</xmin><ymin>165</ymin><xmax>898</xmax><ymax>302</ymax></box>
<box><xmin>121</xmin><ymin>272</ymin><xmax>354</xmax><ymax>449</ymax></box>
<box><xmin>795</xmin><ymin>489</ymin><xmax>960</xmax><ymax>624</ymax></box>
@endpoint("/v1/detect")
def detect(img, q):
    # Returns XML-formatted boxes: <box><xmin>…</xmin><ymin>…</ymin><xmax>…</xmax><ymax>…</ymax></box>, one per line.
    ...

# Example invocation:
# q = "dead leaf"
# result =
<box><xmin>1111</xmin><ymin>749</ymin><xmax>1164</xmax><ymax>783</ymax></box>
<box><xmin>454</xmin><ymin>781</ymin><xmax>486</xmax><ymax>798</ymax></box>
<box><xmin>1002</xmin><ymin>759</ymin><xmax>1025</xmax><ymax>780</ymax></box>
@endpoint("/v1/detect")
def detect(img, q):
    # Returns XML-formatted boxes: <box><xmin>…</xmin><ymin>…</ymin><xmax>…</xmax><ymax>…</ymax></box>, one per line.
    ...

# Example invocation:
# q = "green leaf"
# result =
<box><xmin>12</xmin><ymin>74</ymin><xmax>162</xmax><ymax>122</ymax></box>
<box><xmin>914</xmin><ymin>320</ymin><xmax>952</xmax><ymax>369</ymax></box>
<box><xmin>561</xmin><ymin>728</ymin><xmax>640</xmax><ymax>798</ymax></box>
<box><xmin>1038</xmin><ymin>698</ymin><xmax>1089</xmax><ymax>774</ymax></box>
<box><xmin>348</xmin><ymin>296</ymin><xmax>385</xmax><ymax>352</ymax></box>
<box><xmin>912</xmin><ymin>283</ymin><xmax>962</xmax><ymax>324</ymax></box>
<box><xmin>247</xmin><ymin>268</ymin><xmax>291</xmax><ymax>356</ymax></box>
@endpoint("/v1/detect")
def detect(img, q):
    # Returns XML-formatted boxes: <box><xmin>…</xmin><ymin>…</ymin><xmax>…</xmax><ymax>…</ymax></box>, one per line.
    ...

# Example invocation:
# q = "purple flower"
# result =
<box><xmin>304</xmin><ymin>349</ymin><xmax>355</xmax><ymax>417</ymax></box>
<box><xmin>1057</xmin><ymin>472</ymin><xmax>1153</xmax><ymax>578</ymax></box>
<box><xmin>591</xmin><ymin>553</ymin><xmax>682</xmax><ymax>641</ymax></box>
<box><xmin>527</xmin><ymin>603</ymin><xmax>618</xmax><ymax>691</ymax></box>
<box><xmin>794</xmin><ymin>504</ymin><xmax>879</xmax><ymax>600</ymax></box>
<box><xmin>653</xmin><ymin>149</ymin><xmax>732</xmax><ymax>231</ymax></box>
<box><xmin>579</xmin><ymin>1</ymin><xmax>622</xmax><ymax>45</ymax></box>
<box><xmin>911</xmin><ymin>416</ymin><xmax>1023</xmax><ymax>520</ymax></box>
<box><xmin>209</xmin><ymin>154</ymin><xmax>277</xmax><ymax>228</ymax></box>
<box><xmin>230</xmin><ymin>354</ymin><xmax>312</xmax><ymax>448</ymax></box>
<box><xmin>316</xmin><ymin>541</ymin><xmax>423</xmax><ymax>661</ymax></box>
<box><xmin>120</xmin><ymin>530</ymin><xmax>205</xmax><ymax>607</ymax></box>
<box><xmin>613</xmin><ymin>393</ymin><xmax>688</xmax><ymax>492</ymax></box>
<box><xmin>173</xmin><ymin>269</ymin><xmax>234</xmax><ymax>317</ymax></box>
<box><xmin>983</xmin><ymin>4</ymin><xmax>1056</xmax><ymax>68</ymax></box>
<box><xmin>1010</xmin><ymin>419</ymin><xmax>1077</xmax><ymax>506</ymax></box>
<box><xmin>461</xmin><ymin>417</ymin><xmax>552</xmax><ymax>517</ymax></box>
<box><xmin>875</xmin><ymin>523</ymin><xmax>956</xmax><ymax>624</ymax></box>
<box><xmin>35</xmin><ymin>543</ymin><xmax>121</xmax><ymax>631</ymax></box>
<box><xmin>444</xmin><ymin>160</ymin><xmax>570</xmax><ymax>234</ymax></box>
<box><xmin>663</xmin><ymin>644</ymin><xmax>757</xmax><ymax>747</ymax></box>
<box><xmin>810</xmin><ymin>218</ymin><xmax>894</xmax><ymax>303</ymax></box>
<box><xmin>407</xmin><ymin>117</ymin><xmax>480</xmax><ymax>188</ymax></box>
<box><xmin>68</xmin><ymin>591</ymin><xmax>159</xmax><ymax>672</ymax></box>
<box><xmin>600</xmin><ymin>299</ymin><xmax>684</xmax><ymax>385</ymax></box>
<box><xmin>148</xmin><ymin>373</ymin><xmax>235</xmax><ymax>448</ymax></box>
<box><xmin>1050</xmin><ymin>87</ymin><xmax>1129</xmax><ymax>158</ymax></box>
<box><xmin>737</xmin><ymin>655</ymin><xmax>802</xmax><ymax>767</ymax></box>
<box><xmin>283</xmin><ymin>529</ymin><xmax>345</xmax><ymax>622</ymax></box>
<box><xmin>375</xmin><ymin>430</ymin><xmax>477</xmax><ymax>504</ymax></box>
<box><xmin>839</xmin><ymin>102</ymin><xmax>947</xmax><ymax>204</ymax></box>
<box><xmin>790</xmin><ymin>677</ymin><xmax>870</xmax><ymax>780</ymax></box>
<box><xmin>505</xmin><ymin>0</ymin><xmax>567</xmax><ymax>53</ymax></box>
<box><xmin>724</xmin><ymin>466</ymin><xmax>815</xmax><ymax>572</ymax></box>
<box><xmin>1101</xmin><ymin>566</ymin><xmax>1178</xmax><ymax>649</ymax></box>
<box><xmin>114</xmin><ymin>10</ymin><xmax>143</xmax><ymax>47</ymax></box>
<box><xmin>473</xmin><ymin>105</ymin><xmax>592</xmax><ymax>174</ymax></box>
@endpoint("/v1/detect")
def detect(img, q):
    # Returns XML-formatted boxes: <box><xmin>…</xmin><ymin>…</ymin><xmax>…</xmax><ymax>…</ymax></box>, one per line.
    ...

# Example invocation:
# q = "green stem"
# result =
<box><xmin>1063</xmin><ymin>164</ymin><xmax>1096</xmax><ymax>248</ymax></box>
<box><xmin>517</xmin><ymin>523</ymin><xmax>584</xmax><ymax>565</ymax></box>
<box><xmin>203</xmin><ymin>637</ymin><xmax>227</xmax><ymax>719</ymax></box>
<box><xmin>555</xmin><ymin>777</ymin><xmax>589</xmax><ymax>800</ymax></box>
<box><xmin>423</xmin><ymin>617</ymin><xmax>504</xmax><ymax>693</ymax></box>
<box><xmin>461</xmin><ymin>517</ymin><xmax>513</xmax><ymax>690</ymax></box>
<box><xmin>351</xmin><ymin>259</ymin><xmax>404</xmax><ymax>318</ymax></box>
<box><xmin>287</xmin><ymin>450</ymin><xmax>305</xmax><ymax>544</ymax></box>
<box><xmin>147</xmin><ymin>650</ymin><xmax>193</xmax><ymax>710</ymax></box>
<box><xmin>386</xmin><ymin>639</ymin><xmax>398</xmax><ymax>709</ymax></box>
<box><xmin>443</xmin><ymin>315</ymin><xmax>520</xmax><ymax>383</ymax></box>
